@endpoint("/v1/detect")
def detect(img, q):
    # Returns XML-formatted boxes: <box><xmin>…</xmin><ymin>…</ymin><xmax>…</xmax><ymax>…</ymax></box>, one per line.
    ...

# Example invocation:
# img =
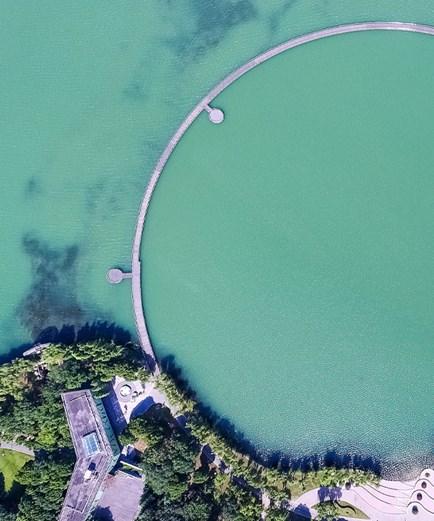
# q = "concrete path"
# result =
<box><xmin>131</xmin><ymin>21</ymin><xmax>434</xmax><ymax>380</ymax></box>
<box><xmin>0</xmin><ymin>440</ymin><xmax>34</xmax><ymax>457</ymax></box>
<box><xmin>110</xmin><ymin>376</ymin><xmax>180</xmax><ymax>424</ymax></box>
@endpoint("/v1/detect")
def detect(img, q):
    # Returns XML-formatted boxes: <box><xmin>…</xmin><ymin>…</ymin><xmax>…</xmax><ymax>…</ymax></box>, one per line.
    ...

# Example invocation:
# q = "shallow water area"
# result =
<box><xmin>142</xmin><ymin>30</ymin><xmax>434</xmax><ymax>477</ymax></box>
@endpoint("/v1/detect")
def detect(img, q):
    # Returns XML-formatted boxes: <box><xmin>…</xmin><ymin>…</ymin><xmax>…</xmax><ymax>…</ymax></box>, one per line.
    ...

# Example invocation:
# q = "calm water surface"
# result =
<box><xmin>1</xmin><ymin>1</ymin><xmax>433</xmax><ymax>475</ymax></box>
<box><xmin>142</xmin><ymin>31</ymin><xmax>434</xmax><ymax>476</ymax></box>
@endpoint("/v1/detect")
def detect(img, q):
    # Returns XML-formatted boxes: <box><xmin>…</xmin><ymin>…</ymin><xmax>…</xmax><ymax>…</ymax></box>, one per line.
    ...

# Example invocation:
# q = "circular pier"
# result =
<box><xmin>209</xmin><ymin>108</ymin><xmax>225</xmax><ymax>124</ymax></box>
<box><xmin>107</xmin><ymin>268</ymin><xmax>130</xmax><ymax>284</ymax></box>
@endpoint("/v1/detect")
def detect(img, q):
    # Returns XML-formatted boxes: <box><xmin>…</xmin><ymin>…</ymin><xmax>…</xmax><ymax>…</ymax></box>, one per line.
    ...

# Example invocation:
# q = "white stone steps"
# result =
<box><xmin>350</xmin><ymin>487</ymin><xmax>407</xmax><ymax>515</ymax></box>
<box><xmin>364</xmin><ymin>484</ymin><xmax>409</xmax><ymax>504</ymax></box>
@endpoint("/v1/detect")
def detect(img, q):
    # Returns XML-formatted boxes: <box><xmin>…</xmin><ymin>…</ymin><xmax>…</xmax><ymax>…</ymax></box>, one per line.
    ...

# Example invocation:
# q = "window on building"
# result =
<box><xmin>82</xmin><ymin>432</ymin><xmax>100</xmax><ymax>456</ymax></box>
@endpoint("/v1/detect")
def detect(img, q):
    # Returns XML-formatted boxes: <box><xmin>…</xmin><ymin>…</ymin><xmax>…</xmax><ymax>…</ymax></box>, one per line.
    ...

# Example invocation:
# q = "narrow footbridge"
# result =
<box><xmin>127</xmin><ymin>21</ymin><xmax>434</xmax><ymax>376</ymax></box>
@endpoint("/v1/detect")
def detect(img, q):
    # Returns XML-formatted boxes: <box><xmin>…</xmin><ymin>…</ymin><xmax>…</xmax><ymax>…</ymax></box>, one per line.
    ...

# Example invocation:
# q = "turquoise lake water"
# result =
<box><xmin>1</xmin><ymin>2</ymin><xmax>433</xmax><ymax>476</ymax></box>
<box><xmin>142</xmin><ymin>31</ymin><xmax>434</xmax><ymax>476</ymax></box>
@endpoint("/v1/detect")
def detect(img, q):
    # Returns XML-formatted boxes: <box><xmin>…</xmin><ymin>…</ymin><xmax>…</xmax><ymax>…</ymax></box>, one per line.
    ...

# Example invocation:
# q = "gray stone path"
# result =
<box><xmin>0</xmin><ymin>441</ymin><xmax>34</xmax><ymax>457</ymax></box>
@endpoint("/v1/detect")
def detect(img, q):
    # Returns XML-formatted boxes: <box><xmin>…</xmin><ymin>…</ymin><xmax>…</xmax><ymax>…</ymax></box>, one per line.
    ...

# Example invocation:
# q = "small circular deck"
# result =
<box><xmin>107</xmin><ymin>268</ymin><xmax>124</xmax><ymax>284</ymax></box>
<box><xmin>107</xmin><ymin>268</ymin><xmax>132</xmax><ymax>284</ymax></box>
<box><xmin>209</xmin><ymin>108</ymin><xmax>225</xmax><ymax>124</ymax></box>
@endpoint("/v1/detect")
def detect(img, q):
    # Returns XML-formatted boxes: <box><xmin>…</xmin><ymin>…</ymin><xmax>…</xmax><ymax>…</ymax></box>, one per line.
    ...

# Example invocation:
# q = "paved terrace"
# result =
<box><xmin>94</xmin><ymin>471</ymin><xmax>144</xmax><ymax>521</ymax></box>
<box><xmin>59</xmin><ymin>390</ymin><xmax>119</xmax><ymax>521</ymax></box>
<box><xmin>131</xmin><ymin>21</ymin><xmax>434</xmax><ymax>379</ymax></box>
<box><xmin>291</xmin><ymin>469</ymin><xmax>434</xmax><ymax>520</ymax></box>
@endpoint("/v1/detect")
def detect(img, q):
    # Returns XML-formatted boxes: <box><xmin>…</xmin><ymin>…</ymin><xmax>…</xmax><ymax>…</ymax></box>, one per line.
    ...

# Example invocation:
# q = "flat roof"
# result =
<box><xmin>94</xmin><ymin>471</ymin><xmax>144</xmax><ymax>521</ymax></box>
<box><xmin>59</xmin><ymin>390</ymin><xmax>118</xmax><ymax>521</ymax></box>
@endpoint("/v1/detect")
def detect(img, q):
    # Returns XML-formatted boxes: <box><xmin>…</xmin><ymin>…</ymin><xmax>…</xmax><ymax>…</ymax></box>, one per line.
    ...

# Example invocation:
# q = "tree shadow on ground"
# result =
<box><xmin>318</xmin><ymin>486</ymin><xmax>342</xmax><ymax>502</ymax></box>
<box><xmin>92</xmin><ymin>506</ymin><xmax>114</xmax><ymax>521</ymax></box>
<box><xmin>291</xmin><ymin>504</ymin><xmax>312</xmax><ymax>519</ymax></box>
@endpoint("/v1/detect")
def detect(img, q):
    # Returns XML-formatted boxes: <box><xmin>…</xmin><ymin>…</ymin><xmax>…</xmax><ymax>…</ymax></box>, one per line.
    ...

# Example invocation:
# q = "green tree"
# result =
<box><xmin>217</xmin><ymin>485</ymin><xmax>262</xmax><ymax>521</ymax></box>
<box><xmin>267</xmin><ymin>508</ymin><xmax>288</xmax><ymax>520</ymax></box>
<box><xmin>191</xmin><ymin>467</ymin><xmax>210</xmax><ymax>485</ymax></box>
<box><xmin>0</xmin><ymin>359</ymin><xmax>34</xmax><ymax>405</ymax></box>
<box><xmin>126</xmin><ymin>414</ymin><xmax>169</xmax><ymax>449</ymax></box>
<box><xmin>47</xmin><ymin>360</ymin><xmax>87</xmax><ymax>391</ymax></box>
<box><xmin>15</xmin><ymin>452</ymin><xmax>74</xmax><ymax>521</ymax></box>
<box><xmin>140</xmin><ymin>429</ymin><xmax>199</xmax><ymax>500</ymax></box>
<box><xmin>316</xmin><ymin>501</ymin><xmax>339</xmax><ymax>521</ymax></box>
<box><xmin>155</xmin><ymin>375</ymin><xmax>195</xmax><ymax>413</ymax></box>
<box><xmin>182</xmin><ymin>496</ymin><xmax>213</xmax><ymax>521</ymax></box>
<box><xmin>138</xmin><ymin>489</ymin><xmax>184</xmax><ymax>521</ymax></box>
<box><xmin>0</xmin><ymin>506</ymin><xmax>17</xmax><ymax>521</ymax></box>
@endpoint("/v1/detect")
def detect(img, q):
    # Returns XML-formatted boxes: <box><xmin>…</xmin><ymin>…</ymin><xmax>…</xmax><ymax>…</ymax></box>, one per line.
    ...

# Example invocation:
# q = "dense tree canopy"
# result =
<box><xmin>120</xmin><ymin>412</ymin><xmax>170</xmax><ymax>449</ymax></box>
<box><xmin>140</xmin><ymin>427</ymin><xmax>198</xmax><ymax>500</ymax></box>
<box><xmin>0</xmin><ymin>506</ymin><xmax>17</xmax><ymax>521</ymax></box>
<box><xmin>129</xmin><ymin>408</ymin><xmax>264</xmax><ymax>521</ymax></box>
<box><xmin>0</xmin><ymin>359</ymin><xmax>34</xmax><ymax>405</ymax></box>
<box><xmin>0</xmin><ymin>340</ymin><xmax>147</xmax><ymax>519</ymax></box>
<box><xmin>14</xmin><ymin>452</ymin><xmax>74</xmax><ymax>521</ymax></box>
<box><xmin>0</xmin><ymin>341</ymin><xmax>147</xmax><ymax>449</ymax></box>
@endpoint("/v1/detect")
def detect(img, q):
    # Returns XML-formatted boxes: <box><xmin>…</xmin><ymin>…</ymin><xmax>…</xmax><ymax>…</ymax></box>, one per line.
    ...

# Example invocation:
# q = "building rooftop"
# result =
<box><xmin>94</xmin><ymin>471</ymin><xmax>144</xmax><ymax>521</ymax></box>
<box><xmin>59</xmin><ymin>390</ymin><xmax>120</xmax><ymax>521</ymax></box>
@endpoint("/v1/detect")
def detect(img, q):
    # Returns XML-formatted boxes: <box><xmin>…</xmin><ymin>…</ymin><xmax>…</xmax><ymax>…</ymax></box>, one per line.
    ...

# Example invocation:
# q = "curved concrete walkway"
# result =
<box><xmin>0</xmin><ymin>440</ymin><xmax>34</xmax><ymax>458</ymax></box>
<box><xmin>131</xmin><ymin>21</ymin><xmax>434</xmax><ymax>373</ymax></box>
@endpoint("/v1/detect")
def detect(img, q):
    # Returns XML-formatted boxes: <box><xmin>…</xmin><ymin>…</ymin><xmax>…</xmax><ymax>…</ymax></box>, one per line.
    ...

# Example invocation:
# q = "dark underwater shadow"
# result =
<box><xmin>0</xmin><ymin>342</ymin><xmax>33</xmax><ymax>365</ymax></box>
<box><xmin>0</xmin><ymin>320</ymin><xmax>132</xmax><ymax>365</ymax></box>
<box><xmin>36</xmin><ymin>320</ymin><xmax>132</xmax><ymax>345</ymax></box>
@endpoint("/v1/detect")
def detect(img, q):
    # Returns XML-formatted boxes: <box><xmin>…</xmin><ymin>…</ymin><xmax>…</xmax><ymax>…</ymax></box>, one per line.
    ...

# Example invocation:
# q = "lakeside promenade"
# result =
<box><xmin>290</xmin><ymin>469</ymin><xmax>434</xmax><ymax>520</ymax></box>
<box><xmin>131</xmin><ymin>21</ymin><xmax>434</xmax><ymax>375</ymax></box>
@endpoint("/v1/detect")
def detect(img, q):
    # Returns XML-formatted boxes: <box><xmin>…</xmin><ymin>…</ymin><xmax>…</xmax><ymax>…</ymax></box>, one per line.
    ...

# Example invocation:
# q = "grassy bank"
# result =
<box><xmin>0</xmin><ymin>449</ymin><xmax>32</xmax><ymax>492</ymax></box>
<box><xmin>314</xmin><ymin>500</ymin><xmax>369</xmax><ymax>520</ymax></box>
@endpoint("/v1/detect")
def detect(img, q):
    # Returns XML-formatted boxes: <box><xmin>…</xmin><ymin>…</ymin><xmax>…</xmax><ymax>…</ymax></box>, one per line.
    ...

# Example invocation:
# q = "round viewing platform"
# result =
<box><xmin>208</xmin><ymin>108</ymin><xmax>225</xmax><ymax>124</ymax></box>
<box><xmin>107</xmin><ymin>268</ymin><xmax>132</xmax><ymax>284</ymax></box>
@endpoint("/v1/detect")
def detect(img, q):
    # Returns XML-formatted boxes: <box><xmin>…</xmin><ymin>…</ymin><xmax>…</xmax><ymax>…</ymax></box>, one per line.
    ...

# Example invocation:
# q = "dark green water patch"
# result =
<box><xmin>165</xmin><ymin>0</ymin><xmax>257</xmax><ymax>60</ymax></box>
<box><xmin>18</xmin><ymin>233</ymin><xmax>85</xmax><ymax>338</ymax></box>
